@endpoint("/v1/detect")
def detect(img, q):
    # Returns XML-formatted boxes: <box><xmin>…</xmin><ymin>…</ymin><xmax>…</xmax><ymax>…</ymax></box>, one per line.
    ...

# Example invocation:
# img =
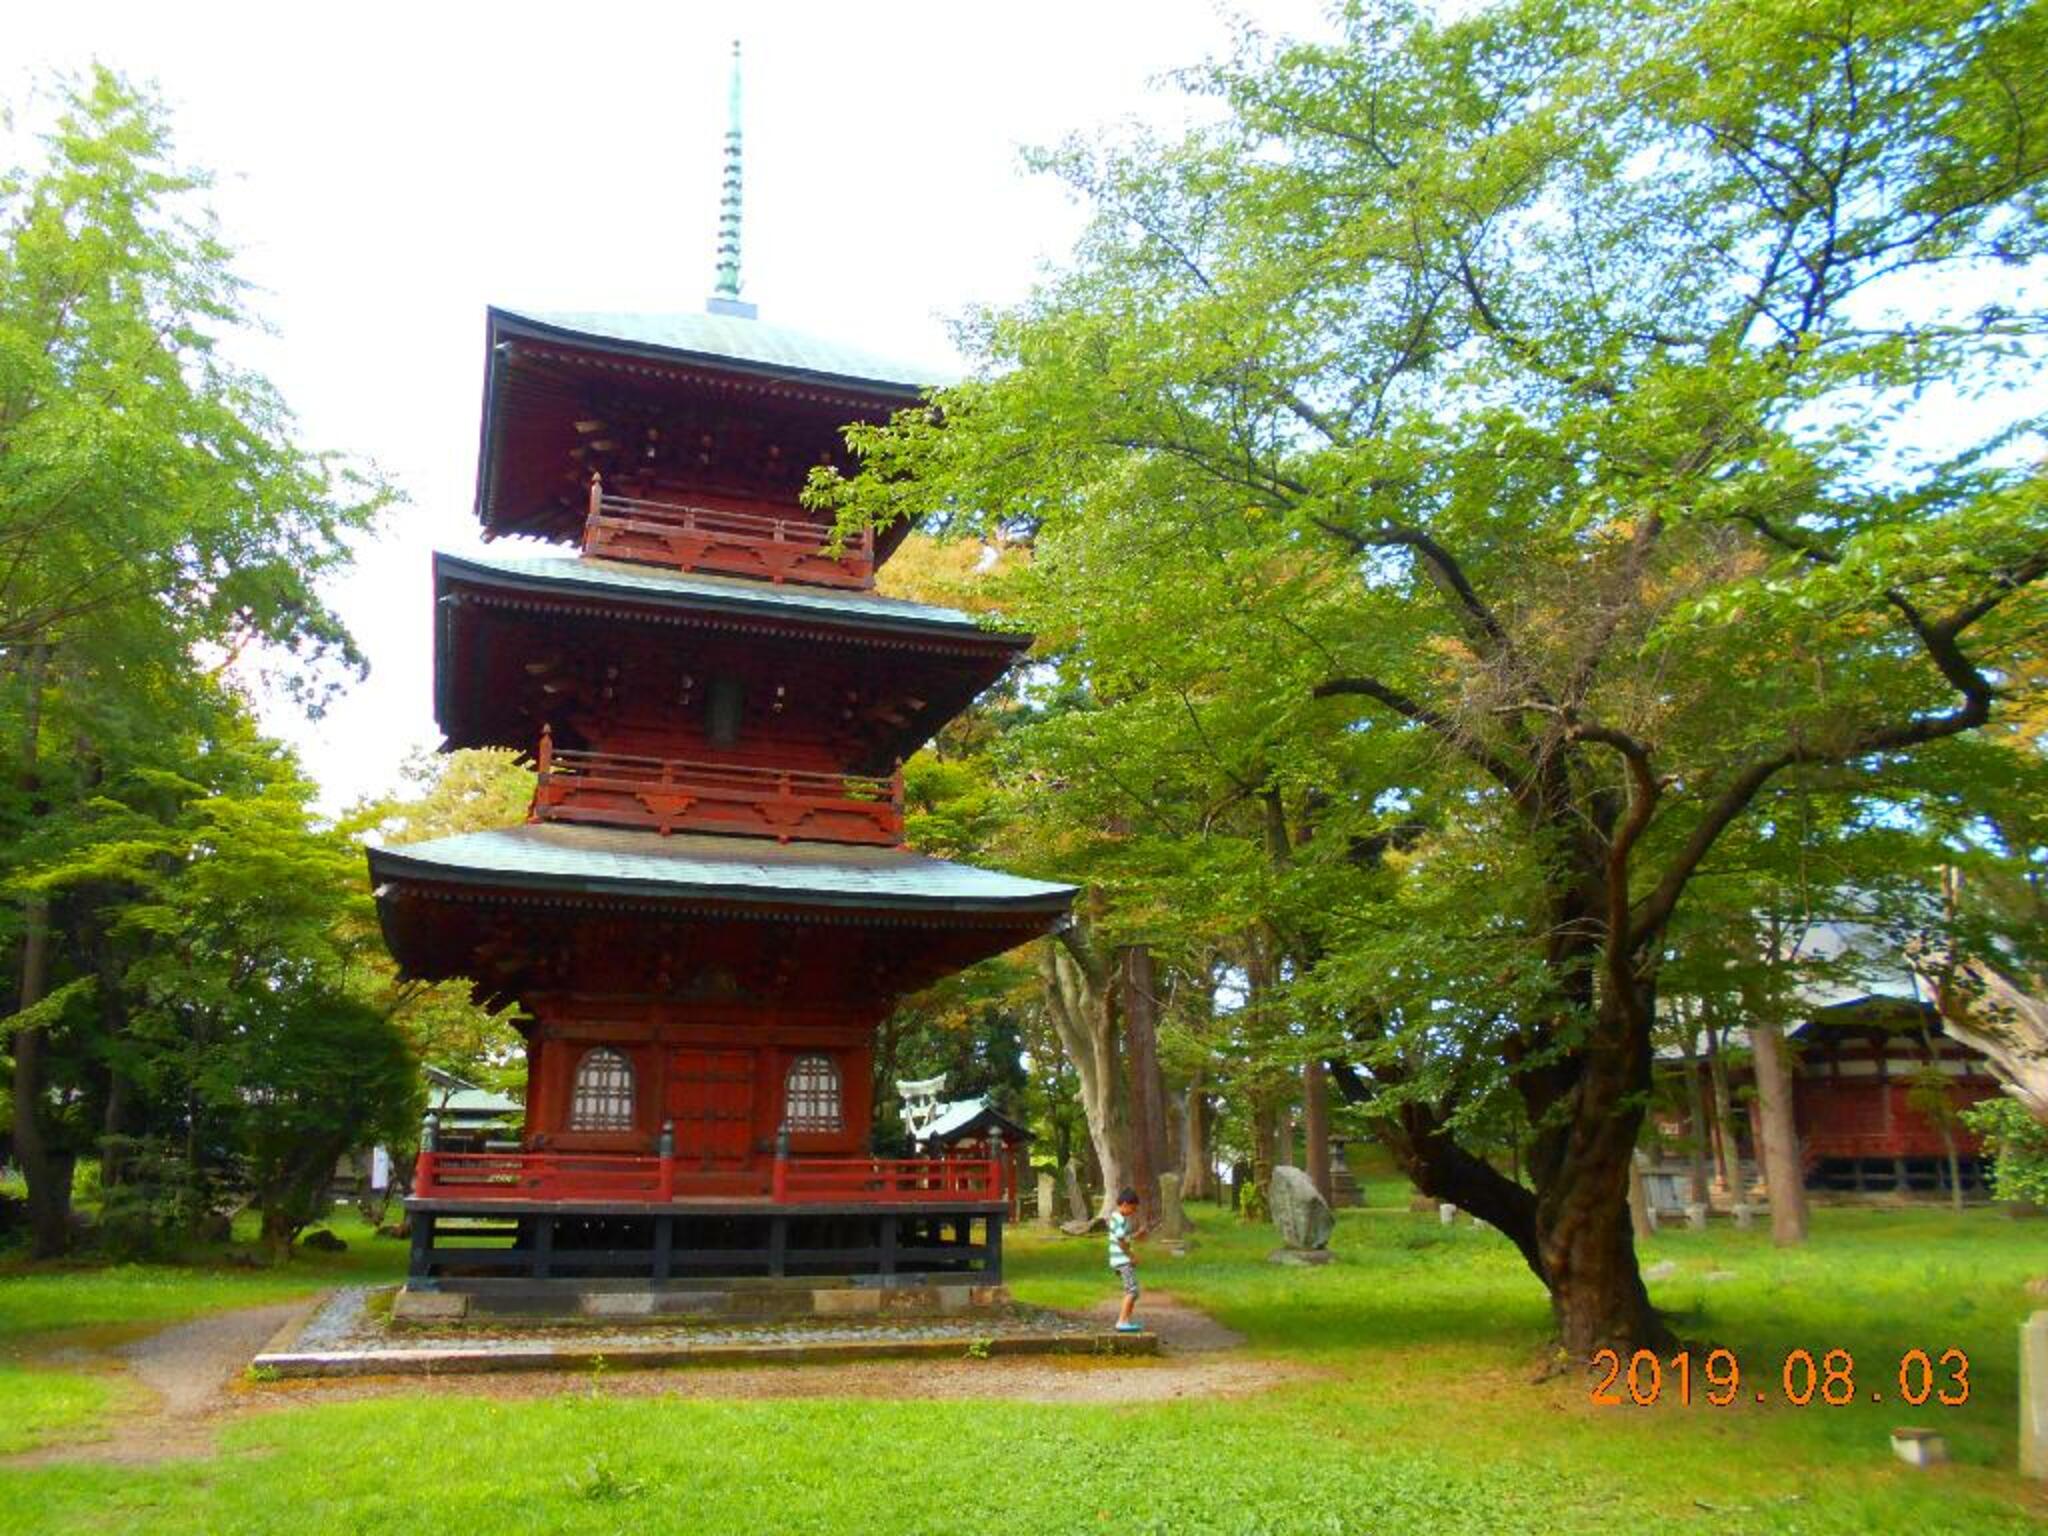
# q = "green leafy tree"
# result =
<box><xmin>0</xmin><ymin>68</ymin><xmax>386</xmax><ymax>1253</ymax></box>
<box><xmin>817</xmin><ymin>0</ymin><xmax>2048</xmax><ymax>1352</ymax></box>
<box><xmin>21</xmin><ymin>703</ymin><xmax>420</xmax><ymax>1254</ymax></box>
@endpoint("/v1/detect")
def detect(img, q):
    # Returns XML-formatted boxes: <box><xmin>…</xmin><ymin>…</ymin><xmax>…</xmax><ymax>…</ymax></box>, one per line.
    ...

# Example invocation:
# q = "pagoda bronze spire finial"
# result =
<box><xmin>707</xmin><ymin>40</ymin><xmax>757</xmax><ymax>320</ymax></box>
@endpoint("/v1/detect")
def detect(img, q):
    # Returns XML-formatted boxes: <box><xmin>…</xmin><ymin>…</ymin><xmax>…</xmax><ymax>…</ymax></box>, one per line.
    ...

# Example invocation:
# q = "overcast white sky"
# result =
<box><xmin>9</xmin><ymin>1</ymin><xmax>1337</xmax><ymax>811</ymax></box>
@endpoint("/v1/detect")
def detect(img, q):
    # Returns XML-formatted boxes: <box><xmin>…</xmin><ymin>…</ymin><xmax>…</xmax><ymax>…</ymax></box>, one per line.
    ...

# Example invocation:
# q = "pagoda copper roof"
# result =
<box><xmin>499</xmin><ymin>308</ymin><xmax>944</xmax><ymax>396</ymax></box>
<box><xmin>370</xmin><ymin>823</ymin><xmax>1075</xmax><ymax>915</ymax></box>
<box><xmin>436</xmin><ymin>548</ymin><xmax>1022</xmax><ymax>645</ymax></box>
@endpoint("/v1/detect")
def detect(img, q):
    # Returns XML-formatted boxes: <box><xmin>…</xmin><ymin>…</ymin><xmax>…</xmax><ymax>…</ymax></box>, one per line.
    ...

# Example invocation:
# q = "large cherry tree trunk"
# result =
<box><xmin>1530</xmin><ymin>974</ymin><xmax>1674</xmax><ymax>1357</ymax></box>
<box><xmin>1352</xmin><ymin>939</ymin><xmax>1676</xmax><ymax>1356</ymax></box>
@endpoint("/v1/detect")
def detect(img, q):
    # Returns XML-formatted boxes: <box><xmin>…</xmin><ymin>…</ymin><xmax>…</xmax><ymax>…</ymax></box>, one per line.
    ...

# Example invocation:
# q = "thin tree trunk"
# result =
<box><xmin>1677</xmin><ymin>1025</ymin><xmax>1711</xmax><ymax>1208</ymax></box>
<box><xmin>11</xmin><ymin>643</ymin><xmax>71</xmax><ymax>1258</ymax></box>
<box><xmin>1304</xmin><ymin>1056</ymin><xmax>1332</xmax><ymax>1202</ymax></box>
<box><xmin>1180</xmin><ymin>1080</ymin><xmax>1210</xmax><ymax>1200</ymax></box>
<box><xmin>260</xmin><ymin>1202</ymin><xmax>296</xmax><ymax>1261</ymax></box>
<box><xmin>1916</xmin><ymin>1026</ymin><xmax>1967</xmax><ymax>1215</ymax></box>
<box><xmin>1704</xmin><ymin>1016</ymin><xmax>1739</xmax><ymax>1197</ymax></box>
<box><xmin>93</xmin><ymin>914</ymin><xmax>131</xmax><ymax>1190</ymax></box>
<box><xmin>1249</xmin><ymin>1098</ymin><xmax>1277</xmax><ymax>1219</ymax></box>
<box><xmin>1162</xmin><ymin>1079</ymin><xmax>1186</xmax><ymax>1180</ymax></box>
<box><xmin>1750</xmin><ymin>1022</ymin><xmax>1808</xmax><ymax>1246</ymax></box>
<box><xmin>11</xmin><ymin>908</ymin><xmax>74</xmax><ymax>1258</ymax></box>
<box><xmin>1627</xmin><ymin>1152</ymin><xmax>1655</xmax><ymax>1242</ymax></box>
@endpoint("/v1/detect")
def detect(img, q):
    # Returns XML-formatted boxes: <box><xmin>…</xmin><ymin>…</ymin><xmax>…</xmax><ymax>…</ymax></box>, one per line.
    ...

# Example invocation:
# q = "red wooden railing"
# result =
<box><xmin>413</xmin><ymin>1149</ymin><xmax>665</xmax><ymax>1201</ymax></box>
<box><xmin>529</xmin><ymin>726</ymin><xmax>905</xmax><ymax>844</ymax></box>
<box><xmin>773</xmin><ymin>1155</ymin><xmax>1004</xmax><ymax>1205</ymax></box>
<box><xmin>413</xmin><ymin>1148</ymin><xmax>1003</xmax><ymax>1206</ymax></box>
<box><xmin>582</xmin><ymin>476</ymin><xmax>875</xmax><ymax>590</ymax></box>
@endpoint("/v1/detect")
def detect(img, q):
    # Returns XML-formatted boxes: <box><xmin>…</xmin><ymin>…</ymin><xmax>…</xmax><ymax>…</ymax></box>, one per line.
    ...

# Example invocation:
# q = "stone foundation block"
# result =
<box><xmin>392</xmin><ymin>1289</ymin><xmax>469</xmax><ymax>1323</ymax></box>
<box><xmin>812</xmin><ymin>1287</ymin><xmax>883</xmax><ymax>1316</ymax></box>
<box><xmin>580</xmin><ymin>1291</ymin><xmax>657</xmax><ymax>1319</ymax></box>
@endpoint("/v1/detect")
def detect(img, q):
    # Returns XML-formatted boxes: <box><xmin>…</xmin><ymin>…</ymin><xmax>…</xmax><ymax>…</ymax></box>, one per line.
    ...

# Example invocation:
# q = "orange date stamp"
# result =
<box><xmin>1588</xmin><ymin>1347</ymin><xmax>1970</xmax><ymax>1408</ymax></box>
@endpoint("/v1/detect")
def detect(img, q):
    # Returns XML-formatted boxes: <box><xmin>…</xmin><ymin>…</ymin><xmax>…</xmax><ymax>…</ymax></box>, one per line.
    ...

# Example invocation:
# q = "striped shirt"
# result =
<box><xmin>1108</xmin><ymin>1211</ymin><xmax>1134</xmax><ymax>1269</ymax></box>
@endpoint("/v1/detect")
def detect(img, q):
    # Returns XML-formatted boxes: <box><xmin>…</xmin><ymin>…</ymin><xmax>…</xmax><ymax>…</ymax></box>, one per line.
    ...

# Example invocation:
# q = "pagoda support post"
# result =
<box><xmin>879</xmin><ymin>1214</ymin><xmax>897</xmax><ymax>1279</ymax></box>
<box><xmin>408</xmin><ymin>1210</ymin><xmax>436</xmax><ymax>1289</ymax></box>
<box><xmin>531</xmin><ymin>1213</ymin><xmax>554</xmax><ymax>1280</ymax></box>
<box><xmin>653</xmin><ymin>1214</ymin><xmax>674</xmax><ymax>1282</ymax></box>
<box><xmin>768</xmin><ymin>1215</ymin><xmax>787</xmax><ymax>1278</ymax></box>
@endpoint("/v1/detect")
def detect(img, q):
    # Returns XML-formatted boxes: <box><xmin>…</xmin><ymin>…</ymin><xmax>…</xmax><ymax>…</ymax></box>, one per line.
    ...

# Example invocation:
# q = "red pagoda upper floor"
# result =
<box><xmin>433</xmin><ymin>549</ymin><xmax>1028</xmax><ymax>843</ymax></box>
<box><xmin>476</xmin><ymin>309</ymin><xmax>935</xmax><ymax>592</ymax></box>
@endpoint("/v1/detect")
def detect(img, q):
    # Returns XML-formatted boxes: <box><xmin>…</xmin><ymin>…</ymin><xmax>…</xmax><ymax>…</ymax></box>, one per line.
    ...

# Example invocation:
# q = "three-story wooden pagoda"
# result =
<box><xmin>371</xmin><ymin>57</ymin><xmax>1070</xmax><ymax>1290</ymax></box>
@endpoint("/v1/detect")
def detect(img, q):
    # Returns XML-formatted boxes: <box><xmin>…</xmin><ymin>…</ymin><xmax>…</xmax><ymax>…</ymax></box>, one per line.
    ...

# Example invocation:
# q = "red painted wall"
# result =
<box><xmin>523</xmin><ymin>999</ymin><xmax>878</xmax><ymax>1175</ymax></box>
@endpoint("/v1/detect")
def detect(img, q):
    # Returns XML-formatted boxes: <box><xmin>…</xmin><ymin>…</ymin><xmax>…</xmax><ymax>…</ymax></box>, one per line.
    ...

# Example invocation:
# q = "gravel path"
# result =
<box><xmin>128</xmin><ymin>1302</ymin><xmax>307</xmax><ymax>1415</ymax></box>
<box><xmin>293</xmin><ymin>1286</ymin><xmax>1101</xmax><ymax>1356</ymax></box>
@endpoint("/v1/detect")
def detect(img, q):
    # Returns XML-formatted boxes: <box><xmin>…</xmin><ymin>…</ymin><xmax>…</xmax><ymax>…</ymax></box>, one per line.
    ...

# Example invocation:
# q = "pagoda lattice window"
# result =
<box><xmin>569</xmin><ymin>1047</ymin><xmax>636</xmax><ymax>1131</ymax></box>
<box><xmin>785</xmin><ymin>1054</ymin><xmax>842</xmax><ymax>1132</ymax></box>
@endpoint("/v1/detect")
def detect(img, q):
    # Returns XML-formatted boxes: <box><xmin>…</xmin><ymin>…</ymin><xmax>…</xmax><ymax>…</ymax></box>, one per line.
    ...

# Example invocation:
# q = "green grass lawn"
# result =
<box><xmin>0</xmin><ymin>1201</ymin><xmax>2043</xmax><ymax>1532</ymax></box>
<box><xmin>0</xmin><ymin>1212</ymin><xmax>405</xmax><ymax>1455</ymax></box>
<box><xmin>0</xmin><ymin>1212</ymin><xmax>407</xmax><ymax>1343</ymax></box>
<box><xmin>0</xmin><ymin>1368</ymin><xmax>126</xmax><ymax>1457</ymax></box>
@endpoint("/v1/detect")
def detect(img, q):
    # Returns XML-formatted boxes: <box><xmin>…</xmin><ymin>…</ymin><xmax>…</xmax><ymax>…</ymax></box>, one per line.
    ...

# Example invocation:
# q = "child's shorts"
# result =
<box><xmin>1114</xmin><ymin>1263</ymin><xmax>1139</xmax><ymax>1297</ymax></box>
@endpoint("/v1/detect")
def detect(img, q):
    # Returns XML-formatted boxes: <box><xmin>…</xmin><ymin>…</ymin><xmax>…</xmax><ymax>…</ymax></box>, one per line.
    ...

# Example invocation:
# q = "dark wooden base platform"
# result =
<box><xmin>406</xmin><ymin>1199</ymin><xmax>1004</xmax><ymax>1289</ymax></box>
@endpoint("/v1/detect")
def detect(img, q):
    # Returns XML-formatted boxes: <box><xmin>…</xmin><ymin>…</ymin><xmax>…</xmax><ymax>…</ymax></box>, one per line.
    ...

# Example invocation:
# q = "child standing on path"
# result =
<box><xmin>1109</xmin><ymin>1186</ymin><xmax>1144</xmax><ymax>1333</ymax></box>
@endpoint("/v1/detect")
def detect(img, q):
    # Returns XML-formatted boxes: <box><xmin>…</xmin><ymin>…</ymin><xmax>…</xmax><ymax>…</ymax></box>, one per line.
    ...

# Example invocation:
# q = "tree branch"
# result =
<box><xmin>1314</xmin><ymin>674</ymin><xmax>1531</xmax><ymax>796</ymax></box>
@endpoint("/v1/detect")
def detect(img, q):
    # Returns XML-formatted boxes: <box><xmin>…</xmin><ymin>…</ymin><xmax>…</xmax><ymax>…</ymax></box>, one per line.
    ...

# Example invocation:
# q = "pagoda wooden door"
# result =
<box><xmin>665</xmin><ymin>1048</ymin><xmax>756</xmax><ymax>1169</ymax></box>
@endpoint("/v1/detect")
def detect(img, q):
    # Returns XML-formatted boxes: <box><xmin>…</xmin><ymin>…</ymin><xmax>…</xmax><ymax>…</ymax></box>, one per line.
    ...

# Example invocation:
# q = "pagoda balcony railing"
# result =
<box><xmin>413</xmin><ymin>1148</ymin><xmax>1003</xmax><ymax>1207</ymax></box>
<box><xmin>530</xmin><ymin>729</ymin><xmax>905</xmax><ymax>845</ymax></box>
<box><xmin>582</xmin><ymin>476</ymin><xmax>875</xmax><ymax>590</ymax></box>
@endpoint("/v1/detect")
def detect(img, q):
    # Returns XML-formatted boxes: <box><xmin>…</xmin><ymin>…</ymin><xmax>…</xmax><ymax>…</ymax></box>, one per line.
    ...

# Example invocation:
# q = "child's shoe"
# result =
<box><xmin>1114</xmin><ymin>1321</ymin><xmax>1144</xmax><ymax>1334</ymax></box>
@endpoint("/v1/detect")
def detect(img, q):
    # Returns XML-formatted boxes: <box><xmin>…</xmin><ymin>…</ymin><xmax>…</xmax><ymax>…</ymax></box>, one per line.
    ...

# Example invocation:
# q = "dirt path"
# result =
<box><xmin>9</xmin><ymin>1300</ymin><xmax>310</xmax><ymax>1466</ymax></box>
<box><xmin>1077</xmin><ymin>1292</ymin><xmax>1248</xmax><ymax>1352</ymax></box>
<box><xmin>9</xmin><ymin>1289</ymin><xmax>1296</xmax><ymax>1466</ymax></box>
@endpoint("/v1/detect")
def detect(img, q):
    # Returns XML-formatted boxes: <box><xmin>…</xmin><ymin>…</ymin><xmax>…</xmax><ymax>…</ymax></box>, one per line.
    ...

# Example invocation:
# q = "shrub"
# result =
<box><xmin>1959</xmin><ymin>1097</ymin><xmax>2048</xmax><ymax>1205</ymax></box>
